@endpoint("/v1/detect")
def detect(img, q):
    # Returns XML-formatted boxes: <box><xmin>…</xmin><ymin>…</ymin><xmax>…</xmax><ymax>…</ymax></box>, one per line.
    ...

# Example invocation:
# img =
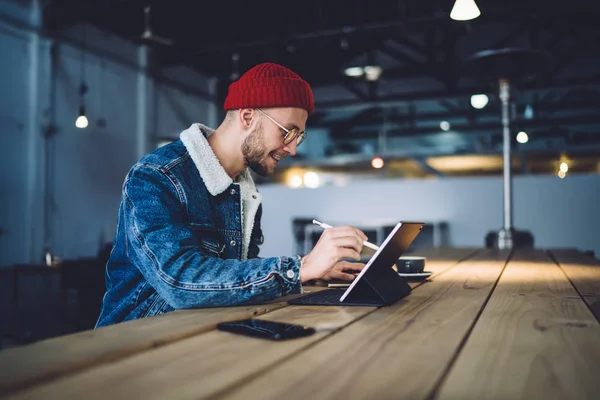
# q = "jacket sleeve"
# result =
<box><xmin>122</xmin><ymin>163</ymin><xmax>302</xmax><ymax>309</ymax></box>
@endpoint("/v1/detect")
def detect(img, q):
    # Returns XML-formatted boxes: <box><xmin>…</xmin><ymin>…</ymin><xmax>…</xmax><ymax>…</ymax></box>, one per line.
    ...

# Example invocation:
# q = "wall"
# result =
<box><xmin>0</xmin><ymin>1</ymin><xmax>216</xmax><ymax>266</ymax></box>
<box><xmin>257</xmin><ymin>173</ymin><xmax>600</xmax><ymax>258</ymax></box>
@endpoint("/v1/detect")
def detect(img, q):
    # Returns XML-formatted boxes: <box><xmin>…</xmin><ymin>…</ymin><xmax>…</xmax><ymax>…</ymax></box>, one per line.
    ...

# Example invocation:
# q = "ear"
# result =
<box><xmin>238</xmin><ymin>108</ymin><xmax>256</xmax><ymax>131</ymax></box>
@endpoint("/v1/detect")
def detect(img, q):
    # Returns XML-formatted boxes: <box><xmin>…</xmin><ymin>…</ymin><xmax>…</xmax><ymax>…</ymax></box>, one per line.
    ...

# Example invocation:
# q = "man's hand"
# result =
<box><xmin>320</xmin><ymin>261</ymin><xmax>365</xmax><ymax>281</ymax></box>
<box><xmin>299</xmin><ymin>226</ymin><xmax>367</xmax><ymax>282</ymax></box>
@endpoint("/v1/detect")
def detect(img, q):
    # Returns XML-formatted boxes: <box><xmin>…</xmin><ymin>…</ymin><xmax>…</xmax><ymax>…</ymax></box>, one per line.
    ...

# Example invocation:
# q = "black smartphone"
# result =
<box><xmin>216</xmin><ymin>318</ymin><xmax>316</xmax><ymax>341</ymax></box>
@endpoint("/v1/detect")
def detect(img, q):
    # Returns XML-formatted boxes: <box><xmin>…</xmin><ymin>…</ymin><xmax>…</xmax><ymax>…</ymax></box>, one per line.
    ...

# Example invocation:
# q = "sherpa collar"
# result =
<box><xmin>180</xmin><ymin>123</ymin><xmax>262</xmax><ymax>261</ymax></box>
<box><xmin>179</xmin><ymin>123</ymin><xmax>257</xmax><ymax>196</ymax></box>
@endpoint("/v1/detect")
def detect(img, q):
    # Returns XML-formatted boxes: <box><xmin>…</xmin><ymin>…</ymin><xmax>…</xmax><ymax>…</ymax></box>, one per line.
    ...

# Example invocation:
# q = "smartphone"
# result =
<box><xmin>216</xmin><ymin>318</ymin><xmax>316</xmax><ymax>341</ymax></box>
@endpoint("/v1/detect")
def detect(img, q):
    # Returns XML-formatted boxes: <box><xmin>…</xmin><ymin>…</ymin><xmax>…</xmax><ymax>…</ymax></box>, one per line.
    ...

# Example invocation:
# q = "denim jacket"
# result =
<box><xmin>96</xmin><ymin>124</ymin><xmax>303</xmax><ymax>327</ymax></box>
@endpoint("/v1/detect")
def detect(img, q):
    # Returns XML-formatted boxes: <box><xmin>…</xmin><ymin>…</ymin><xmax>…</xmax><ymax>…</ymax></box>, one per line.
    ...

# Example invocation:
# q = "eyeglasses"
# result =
<box><xmin>256</xmin><ymin>108</ymin><xmax>306</xmax><ymax>146</ymax></box>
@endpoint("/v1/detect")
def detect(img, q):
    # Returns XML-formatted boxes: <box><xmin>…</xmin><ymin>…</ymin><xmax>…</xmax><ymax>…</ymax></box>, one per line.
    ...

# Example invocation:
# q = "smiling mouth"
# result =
<box><xmin>270</xmin><ymin>153</ymin><xmax>285</xmax><ymax>161</ymax></box>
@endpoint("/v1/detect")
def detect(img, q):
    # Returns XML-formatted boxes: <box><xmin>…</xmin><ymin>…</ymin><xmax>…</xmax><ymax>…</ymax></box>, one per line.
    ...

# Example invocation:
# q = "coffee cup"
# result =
<box><xmin>395</xmin><ymin>256</ymin><xmax>426</xmax><ymax>273</ymax></box>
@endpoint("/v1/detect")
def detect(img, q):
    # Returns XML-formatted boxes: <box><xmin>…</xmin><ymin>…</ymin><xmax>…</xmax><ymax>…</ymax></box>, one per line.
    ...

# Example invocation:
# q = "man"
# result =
<box><xmin>96</xmin><ymin>62</ymin><xmax>367</xmax><ymax>327</ymax></box>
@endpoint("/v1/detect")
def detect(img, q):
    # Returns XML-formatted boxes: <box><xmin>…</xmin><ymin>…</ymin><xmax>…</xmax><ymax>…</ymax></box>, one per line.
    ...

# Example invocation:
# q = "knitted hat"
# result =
<box><xmin>223</xmin><ymin>62</ymin><xmax>314</xmax><ymax>115</ymax></box>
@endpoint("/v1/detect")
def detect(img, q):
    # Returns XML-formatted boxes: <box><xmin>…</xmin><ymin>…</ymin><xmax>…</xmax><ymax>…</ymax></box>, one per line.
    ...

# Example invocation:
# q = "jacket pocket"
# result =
<box><xmin>142</xmin><ymin>293</ymin><xmax>169</xmax><ymax>318</ymax></box>
<box><xmin>190</xmin><ymin>223</ymin><xmax>224</xmax><ymax>257</ymax></box>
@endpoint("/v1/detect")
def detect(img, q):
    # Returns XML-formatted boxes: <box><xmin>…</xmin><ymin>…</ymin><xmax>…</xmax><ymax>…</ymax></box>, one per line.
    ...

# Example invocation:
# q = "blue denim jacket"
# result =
<box><xmin>96</xmin><ymin>124</ymin><xmax>302</xmax><ymax>327</ymax></box>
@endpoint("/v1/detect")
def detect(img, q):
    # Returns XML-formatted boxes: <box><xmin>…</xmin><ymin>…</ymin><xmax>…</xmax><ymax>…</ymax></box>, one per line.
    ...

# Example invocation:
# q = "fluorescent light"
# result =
<box><xmin>470</xmin><ymin>94</ymin><xmax>489</xmax><ymax>109</ymax></box>
<box><xmin>450</xmin><ymin>0</ymin><xmax>481</xmax><ymax>21</ymax></box>
<box><xmin>344</xmin><ymin>67</ymin><xmax>364</xmax><ymax>77</ymax></box>
<box><xmin>516</xmin><ymin>131</ymin><xmax>529</xmax><ymax>143</ymax></box>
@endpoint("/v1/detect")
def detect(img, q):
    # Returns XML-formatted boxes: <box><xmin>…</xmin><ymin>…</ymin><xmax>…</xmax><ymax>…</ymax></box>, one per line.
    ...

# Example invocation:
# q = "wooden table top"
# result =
<box><xmin>1</xmin><ymin>247</ymin><xmax>599</xmax><ymax>400</ymax></box>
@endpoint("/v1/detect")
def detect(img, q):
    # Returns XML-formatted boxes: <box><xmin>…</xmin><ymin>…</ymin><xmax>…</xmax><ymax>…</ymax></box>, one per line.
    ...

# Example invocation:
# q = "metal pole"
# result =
<box><xmin>498</xmin><ymin>78</ymin><xmax>513</xmax><ymax>249</ymax></box>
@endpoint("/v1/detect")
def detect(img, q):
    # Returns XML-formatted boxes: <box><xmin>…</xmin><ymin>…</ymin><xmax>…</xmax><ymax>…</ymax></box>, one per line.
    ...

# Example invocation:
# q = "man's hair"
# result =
<box><xmin>225</xmin><ymin>110</ymin><xmax>237</xmax><ymax>121</ymax></box>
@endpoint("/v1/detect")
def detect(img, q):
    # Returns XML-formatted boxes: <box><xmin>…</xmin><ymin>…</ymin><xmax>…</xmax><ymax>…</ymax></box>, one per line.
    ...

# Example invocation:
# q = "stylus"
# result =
<box><xmin>312</xmin><ymin>219</ymin><xmax>380</xmax><ymax>251</ymax></box>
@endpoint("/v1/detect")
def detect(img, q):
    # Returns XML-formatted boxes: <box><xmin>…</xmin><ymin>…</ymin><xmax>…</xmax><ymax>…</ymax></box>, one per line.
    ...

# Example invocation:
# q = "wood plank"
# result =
<box><xmin>3</xmin><ymin>248</ymin><xmax>477</xmax><ymax>397</ymax></box>
<box><xmin>436</xmin><ymin>249</ymin><xmax>600</xmax><ymax>400</ymax></box>
<box><xmin>4</xmin><ymin>305</ymin><xmax>376</xmax><ymax>400</ymax></box>
<box><xmin>1</xmin><ymin>247</ymin><xmax>479</xmax><ymax>399</ymax></box>
<box><xmin>548</xmin><ymin>249</ymin><xmax>600</xmax><ymax>320</ymax></box>
<box><xmin>219</xmin><ymin>249</ymin><xmax>509</xmax><ymax>399</ymax></box>
<box><xmin>0</xmin><ymin>302</ymin><xmax>287</xmax><ymax>397</ymax></box>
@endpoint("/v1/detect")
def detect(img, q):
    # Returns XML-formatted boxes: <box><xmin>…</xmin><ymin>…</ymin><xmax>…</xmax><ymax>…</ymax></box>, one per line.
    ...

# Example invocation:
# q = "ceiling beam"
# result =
<box><xmin>314</xmin><ymin>74</ymin><xmax>600</xmax><ymax>110</ymax></box>
<box><xmin>331</xmin><ymin>113</ymin><xmax>600</xmax><ymax>139</ymax></box>
<box><xmin>43</xmin><ymin>0</ymin><xmax>144</xmax><ymax>31</ymax></box>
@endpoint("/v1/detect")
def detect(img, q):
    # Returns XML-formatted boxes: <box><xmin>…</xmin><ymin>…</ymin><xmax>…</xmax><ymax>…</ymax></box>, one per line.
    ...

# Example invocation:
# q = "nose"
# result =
<box><xmin>283</xmin><ymin>140</ymin><xmax>297</xmax><ymax>156</ymax></box>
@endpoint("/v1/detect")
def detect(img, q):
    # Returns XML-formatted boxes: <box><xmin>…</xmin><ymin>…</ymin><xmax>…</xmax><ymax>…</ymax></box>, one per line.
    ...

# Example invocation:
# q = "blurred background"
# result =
<box><xmin>1</xmin><ymin>0</ymin><xmax>599</xmax><ymax>346</ymax></box>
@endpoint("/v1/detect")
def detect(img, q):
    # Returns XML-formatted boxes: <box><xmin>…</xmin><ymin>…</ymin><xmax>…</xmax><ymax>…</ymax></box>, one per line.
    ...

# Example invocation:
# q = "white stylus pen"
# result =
<box><xmin>312</xmin><ymin>219</ymin><xmax>380</xmax><ymax>251</ymax></box>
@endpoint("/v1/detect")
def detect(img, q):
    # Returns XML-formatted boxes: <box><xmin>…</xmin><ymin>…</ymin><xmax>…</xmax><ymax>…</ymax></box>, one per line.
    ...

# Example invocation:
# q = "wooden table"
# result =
<box><xmin>1</xmin><ymin>247</ymin><xmax>599</xmax><ymax>399</ymax></box>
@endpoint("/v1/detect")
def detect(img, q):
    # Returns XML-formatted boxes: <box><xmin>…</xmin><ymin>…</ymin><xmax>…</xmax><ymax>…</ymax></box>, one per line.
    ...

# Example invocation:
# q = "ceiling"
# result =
<box><xmin>43</xmin><ymin>0</ymin><xmax>600</xmax><ymax>180</ymax></box>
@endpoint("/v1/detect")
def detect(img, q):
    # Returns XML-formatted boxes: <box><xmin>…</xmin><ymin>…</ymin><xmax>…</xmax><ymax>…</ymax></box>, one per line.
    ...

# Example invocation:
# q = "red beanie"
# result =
<box><xmin>223</xmin><ymin>62</ymin><xmax>314</xmax><ymax>115</ymax></box>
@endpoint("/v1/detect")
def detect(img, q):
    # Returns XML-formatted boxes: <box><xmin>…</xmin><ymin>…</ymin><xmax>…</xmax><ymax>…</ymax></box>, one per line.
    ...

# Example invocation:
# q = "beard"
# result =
<box><xmin>241</xmin><ymin>122</ymin><xmax>272</xmax><ymax>177</ymax></box>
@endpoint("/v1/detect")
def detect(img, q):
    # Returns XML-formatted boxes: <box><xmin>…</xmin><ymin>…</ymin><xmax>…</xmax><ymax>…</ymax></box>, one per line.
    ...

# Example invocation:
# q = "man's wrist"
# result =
<box><xmin>299</xmin><ymin>255</ymin><xmax>311</xmax><ymax>282</ymax></box>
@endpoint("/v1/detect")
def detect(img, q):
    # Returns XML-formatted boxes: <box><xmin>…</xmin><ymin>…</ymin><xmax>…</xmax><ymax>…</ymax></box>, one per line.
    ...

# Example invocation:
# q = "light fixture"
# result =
<box><xmin>344</xmin><ymin>65</ymin><xmax>383</xmax><ymax>81</ymax></box>
<box><xmin>371</xmin><ymin>156</ymin><xmax>384</xmax><ymax>169</ymax></box>
<box><xmin>524</xmin><ymin>104</ymin><xmax>534</xmax><ymax>119</ymax></box>
<box><xmin>364</xmin><ymin>65</ymin><xmax>382</xmax><ymax>81</ymax></box>
<box><xmin>450</xmin><ymin>0</ymin><xmax>481</xmax><ymax>21</ymax></box>
<box><xmin>440</xmin><ymin>121</ymin><xmax>451</xmax><ymax>131</ymax></box>
<box><xmin>559</xmin><ymin>162</ymin><xmax>569</xmax><ymax>173</ymax></box>
<box><xmin>76</xmin><ymin>30</ymin><xmax>89</xmax><ymax>129</ymax></box>
<box><xmin>289</xmin><ymin>174</ymin><xmax>303</xmax><ymax>188</ymax></box>
<box><xmin>470</xmin><ymin>94</ymin><xmax>489</xmax><ymax>109</ymax></box>
<box><xmin>558</xmin><ymin>170</ymin><xmax>566</xmax><ymax>179</ymax></box>
<box><xmin>303</xmin><ymin>171</ymin><xmax>320</xmax><ymax>189</ymax></box>
<box><xmin>516</xmin><ymin>131</ymin><xmax>528</xmax><ymax>143</ymax></box>
<box><xmin>344</xmin><ymin>66</ymin><xmax>364</xmax><ymax>77</ymax></box>
<box><xmin>75</xmin><ymin>82</ymin><xmax>89</xmax><ymax>129</ymax></box>
<box><xmin>75</xmin><ymin>105</ymin><xmax>89</xmax><ymax>129</ymax></box>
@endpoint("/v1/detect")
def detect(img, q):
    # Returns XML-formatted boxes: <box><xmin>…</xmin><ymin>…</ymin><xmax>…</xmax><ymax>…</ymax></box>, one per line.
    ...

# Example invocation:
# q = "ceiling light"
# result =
<box><xmin>371</xmin><ymin>156</ymin><xmax>384</xmax><ymax>169</ymax></box>
<box><xmin>450</xmin><ymin>0</ymin><xmax>481</xmax><ymax>21</ymax></box>
<box><xmin>440</xmin><ymin>121</ymin><xmax>451</xmax><ymax>131</ymax></box>
<box><xmin>516</xmin><ymin>131</ymin><xmax>528</xmax><ymax>143</ymax></box>
<box><xmin>304</xmin><ymin>171</ymin><xmax>320</xmax><ymax>189</ymax></box>
<box><xmin>364</xmin><ymin>65</ymin><xmax>382</xmax><ymax>81</ymax></box>
<box><xmin>75</xmin><ymin>105</ymin><xmax>88</xmax><ymax>129</ymax></box>
<box><xmin>524</xmin><ymin>104</ymin><xmax>534</xmax><ymax>119</ymax></box>
<box><xmin>288</xmin><ymin>174</ymin><xmax>303</xmax><ymax>188</ymax></box>
<box><xmin>559</xmin><ymin>162</ymin><xmax>569</xmax><ymax>173</ymax></box>
<box><xmin>470</xmin><ymin>94</ymin><xmax>489</xmax><ymax>109</ymax></box>
<box><xmin>558</xmin><ymin>170</ymin><xmax>566</xmax><ymax>179</ymax></box>
<box><xmin>344</xmin><ymin>67</ymin><xmax>364</xmax><ymax>77</ymax></box>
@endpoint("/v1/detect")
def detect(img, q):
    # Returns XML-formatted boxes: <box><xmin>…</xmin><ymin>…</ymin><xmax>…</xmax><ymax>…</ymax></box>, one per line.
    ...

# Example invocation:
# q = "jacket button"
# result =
<box><xmin>286</xmin><ymin>269</ymin><xmax>295</xmax><ymax>279</ymax></box>
<box><xmin>230</xmin><ymin>189</ymin><xmax>236</xmax><ymax>195</ymax></box>
<box><xmin>230</xmin><ymin>240</ymin><xmax>236</xmax><ymax>246</ymax></box>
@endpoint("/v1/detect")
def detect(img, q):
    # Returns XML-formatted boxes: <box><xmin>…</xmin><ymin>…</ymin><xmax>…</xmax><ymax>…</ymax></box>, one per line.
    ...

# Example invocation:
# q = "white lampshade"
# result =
<box><xmin>450</xmin><ymin>0</ymin><xmax>481</xmax><ymax>21</ymax></box>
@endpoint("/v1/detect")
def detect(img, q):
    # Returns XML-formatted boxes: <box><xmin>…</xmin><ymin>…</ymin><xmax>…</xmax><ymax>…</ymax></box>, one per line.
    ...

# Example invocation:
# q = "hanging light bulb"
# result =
<box><xmin>470</xmin><ymin>94</ymin><xmax>489</xmax><ymax>109</ymax></box>
<box><xmin>76</xmin><ymin>29</ymin><xmax>89</xmax><ymax>130</ymax></box>
<box><xmin>75</xmin><ymin>105</ymin><xmax>88</xmax><ymax>129</ymax></box>
<box><xmin>450</xmin><ymin>0</ymin><xmax>481</xmax><ymax>21</ymax></box>
<box><xmin>516</xmin><ymin>131</ymin><xmax>529</xmax><ymax>143</ymax></box>
<box><xmin>75</xmin><ymin>83</ymin><xmax>89</xmax><ymax>129</ymax></box>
